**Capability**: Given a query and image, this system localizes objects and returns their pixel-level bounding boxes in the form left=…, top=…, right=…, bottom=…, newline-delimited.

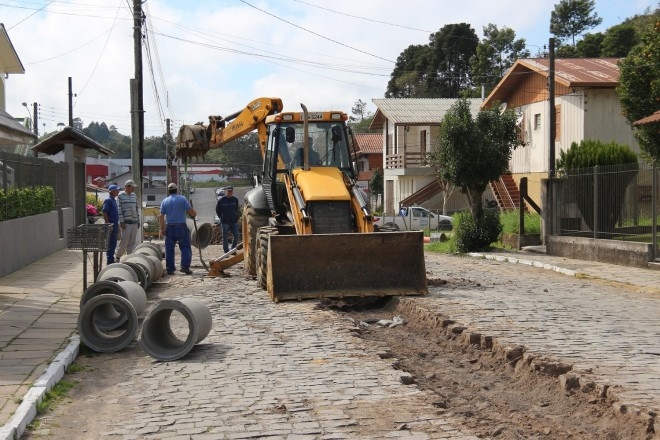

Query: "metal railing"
left=550, top=161, right=658, bottom=258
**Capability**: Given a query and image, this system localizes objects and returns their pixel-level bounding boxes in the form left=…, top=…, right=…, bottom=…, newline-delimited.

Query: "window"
left=534, top=114, right=541, bottom=130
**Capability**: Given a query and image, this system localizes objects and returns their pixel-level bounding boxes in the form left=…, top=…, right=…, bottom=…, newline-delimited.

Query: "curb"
left=0, top=336, right=80, bottom=440
left=467, top=252, right=579, bottom=277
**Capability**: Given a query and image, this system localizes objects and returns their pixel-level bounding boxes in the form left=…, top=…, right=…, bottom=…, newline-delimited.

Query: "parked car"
left=215, top=187, right=229, bottom=199
left=374, top=206, right=453, bottom=231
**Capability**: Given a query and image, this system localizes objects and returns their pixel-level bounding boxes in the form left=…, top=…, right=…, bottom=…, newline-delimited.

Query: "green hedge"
left=0, top=186, right=55, bottom=222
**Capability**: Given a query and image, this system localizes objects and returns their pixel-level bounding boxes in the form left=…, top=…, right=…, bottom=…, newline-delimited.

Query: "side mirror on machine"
left=285, top=127, right=296, bottom=143
left=331, top=125, right=342, bottom=142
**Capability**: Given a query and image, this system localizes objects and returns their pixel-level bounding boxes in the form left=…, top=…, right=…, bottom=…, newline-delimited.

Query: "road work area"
left=10, top=245, right=660, bottom=439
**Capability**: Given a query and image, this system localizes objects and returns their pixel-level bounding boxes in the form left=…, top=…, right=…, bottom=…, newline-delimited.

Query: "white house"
left=481, top=57, right=640, bottom=207
left=370, top=98, right=482, bottom=215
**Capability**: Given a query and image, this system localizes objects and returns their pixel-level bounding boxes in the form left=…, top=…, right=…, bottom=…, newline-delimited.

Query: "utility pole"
left=548, top=38, right=556, bottom=178
left=131, top=0, right=144, bottom=227
left=68, top=77, right=74, bottom=127
left=32, top=102, right=38, bottom=136
left=166, top=118, right=171, bottom=190
left=546, top=38, right=556, bottom=239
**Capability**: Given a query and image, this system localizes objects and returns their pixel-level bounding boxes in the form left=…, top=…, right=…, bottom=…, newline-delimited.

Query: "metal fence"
left=0, top=150, right=70, bottom=220
left=551, top=161, right=658, bottom=254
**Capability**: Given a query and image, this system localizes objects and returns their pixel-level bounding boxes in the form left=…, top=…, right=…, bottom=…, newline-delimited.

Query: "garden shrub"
left=454, top=209, right=503, bottom=253
left=0, top=186, right=55, bottom=222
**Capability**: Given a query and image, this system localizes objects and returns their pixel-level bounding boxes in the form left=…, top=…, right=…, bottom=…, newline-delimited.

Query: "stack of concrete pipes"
left=77, top=242, right=212, bottom=361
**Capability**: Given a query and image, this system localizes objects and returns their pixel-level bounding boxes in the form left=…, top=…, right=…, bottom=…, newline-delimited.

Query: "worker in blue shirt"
left=102, top=185, right=120, bottom=265
left=159, top=183, right=197, bottom=275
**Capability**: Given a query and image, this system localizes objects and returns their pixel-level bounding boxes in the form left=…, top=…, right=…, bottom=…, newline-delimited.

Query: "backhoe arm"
left=175, top=97, right=282, bottom=160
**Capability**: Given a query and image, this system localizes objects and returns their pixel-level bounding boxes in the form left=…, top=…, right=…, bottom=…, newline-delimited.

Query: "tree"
left=208, top=132, right=262, bottom=179
left=550, top=0, right=602, bottom=46
left=349, top=99, right=375, bottom=133
left=470, top=24, right=529, bottom=95
left=433, top=98, right=519, bottom=219
left=575, top=32, right=604, bottom=56
left=385, top=45, right=435, bottom=97
left=601, top=23, right=638, bottom=57
left=617, top=21, right=660, bottom=163
left=386, top=23, right=478, bottom=98
left=369, top=167, right=383, bottom=210
left=429, top=23, right=479, bottom=98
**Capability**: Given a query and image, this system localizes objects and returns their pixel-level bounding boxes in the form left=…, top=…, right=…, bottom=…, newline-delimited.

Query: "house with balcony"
left=0, top=24, right=37, bottom=151
left=481, top=58, right=640, bottom=208
left=370, top=98, right=481, bottom=215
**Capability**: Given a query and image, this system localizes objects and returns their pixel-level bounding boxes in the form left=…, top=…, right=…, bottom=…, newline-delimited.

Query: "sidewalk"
left=0, top=246, right=658, bottom=439
left=0, top=249, right=90, bottom=439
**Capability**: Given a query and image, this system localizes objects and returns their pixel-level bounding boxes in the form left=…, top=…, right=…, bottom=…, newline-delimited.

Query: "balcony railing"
left=385, top=152, right=431, bottom=169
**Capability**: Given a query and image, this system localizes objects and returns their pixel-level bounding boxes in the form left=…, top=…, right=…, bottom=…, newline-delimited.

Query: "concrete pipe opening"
left=78, top=294, right=138, bottom=353
left=80, top=280, right=147, bottom=331
left=139, top=298, right=212, bottom=361
left=97, top=263, right=138, bottom=284
left=134, top=242, right=163, bottom=260
left=190, top=222, right=214, bottom=249
left=122, top=261, right=150, bottom=288
left=122, top=253, right=157, bottom=285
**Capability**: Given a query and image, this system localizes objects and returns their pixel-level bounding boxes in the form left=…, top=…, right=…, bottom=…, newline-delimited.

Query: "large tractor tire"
left=243, top=204, right=269, bottom=276
left=256, top=227, right=278, bottom=290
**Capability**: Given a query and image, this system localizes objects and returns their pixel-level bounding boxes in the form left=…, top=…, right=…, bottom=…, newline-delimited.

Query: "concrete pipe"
left=122, top=261, right=150, bottom=289
left=97, top=263, right=139, bottom=284
left=134, top=244, right=161, bottom=260
left=78, top=294, right=138, bottom=353
left=144, top=254, right=164, bottom=280
left=139, top=298, right=212, bottom=361
left=80, top=280, right=147, bottom=331
left=134, top=242, right=163, bottom=260
left=190, top=221, right=214, bottom=249
left=122, top=253, right=157, bottom=286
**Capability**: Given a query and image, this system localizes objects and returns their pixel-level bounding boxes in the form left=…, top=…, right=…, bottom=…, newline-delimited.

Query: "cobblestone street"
left=15, top=248, right=660, bottom=439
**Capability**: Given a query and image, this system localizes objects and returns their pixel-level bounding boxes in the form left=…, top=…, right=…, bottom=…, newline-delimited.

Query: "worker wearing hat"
left=102, top=184, right=120, bottom=265
left=115, top=179, right=140, bottom=262
left=159, top=182, right=197, bottom=275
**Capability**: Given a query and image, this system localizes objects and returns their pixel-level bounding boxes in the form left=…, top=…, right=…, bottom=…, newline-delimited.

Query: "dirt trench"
left=322, top=293, right=656, bottom=440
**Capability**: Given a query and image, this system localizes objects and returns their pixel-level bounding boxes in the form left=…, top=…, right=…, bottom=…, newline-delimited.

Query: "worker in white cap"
left=115, top=179, right=140, bottom=261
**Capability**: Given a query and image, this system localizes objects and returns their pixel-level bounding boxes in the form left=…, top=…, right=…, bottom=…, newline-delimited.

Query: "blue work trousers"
left=165, top=223, right=192, bottom=272
left=106, top=223, right=118, bottom=264
left=222, top=222, right=239, bottom=253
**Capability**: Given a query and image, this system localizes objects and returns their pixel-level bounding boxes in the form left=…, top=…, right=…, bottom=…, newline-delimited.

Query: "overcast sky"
left=1, top=0, right=656, bottom=137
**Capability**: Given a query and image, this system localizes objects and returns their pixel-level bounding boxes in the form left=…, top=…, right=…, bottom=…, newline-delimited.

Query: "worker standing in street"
left=215, top=186, right=240, bottom=254
left=159, top=183, right=197, bottom=275
left=115, top=179, right=140, bottom=262
left=102, top=184, right=120, bottom=265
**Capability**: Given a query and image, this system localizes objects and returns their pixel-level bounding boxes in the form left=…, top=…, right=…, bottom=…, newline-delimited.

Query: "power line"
left=292, top=0, right=433, bottom=33
left=237, top=0, right=395, bottom=63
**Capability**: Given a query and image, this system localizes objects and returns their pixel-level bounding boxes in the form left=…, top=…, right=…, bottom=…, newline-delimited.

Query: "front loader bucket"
left=266, top=231, right=427, bottom=302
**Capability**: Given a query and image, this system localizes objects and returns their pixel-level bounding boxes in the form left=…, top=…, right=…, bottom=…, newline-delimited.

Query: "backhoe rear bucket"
left=266, top=231, right=427, bottom=302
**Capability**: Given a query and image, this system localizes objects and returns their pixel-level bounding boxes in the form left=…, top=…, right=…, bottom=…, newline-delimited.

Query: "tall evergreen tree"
left=550, top=0, right=603, bottom=46
left=470, top=24, right=529, bottom=95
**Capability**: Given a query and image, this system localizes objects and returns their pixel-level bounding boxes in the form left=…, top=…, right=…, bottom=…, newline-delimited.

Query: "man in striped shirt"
left=116, top=179, right=140, bottom=262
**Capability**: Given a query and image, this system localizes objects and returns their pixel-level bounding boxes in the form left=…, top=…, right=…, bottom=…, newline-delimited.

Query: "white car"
left=374, top=206, right=453, bottom=231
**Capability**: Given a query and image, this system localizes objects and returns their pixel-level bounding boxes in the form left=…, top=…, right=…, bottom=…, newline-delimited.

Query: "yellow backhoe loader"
left=176, top=97, right=427, bottom=302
